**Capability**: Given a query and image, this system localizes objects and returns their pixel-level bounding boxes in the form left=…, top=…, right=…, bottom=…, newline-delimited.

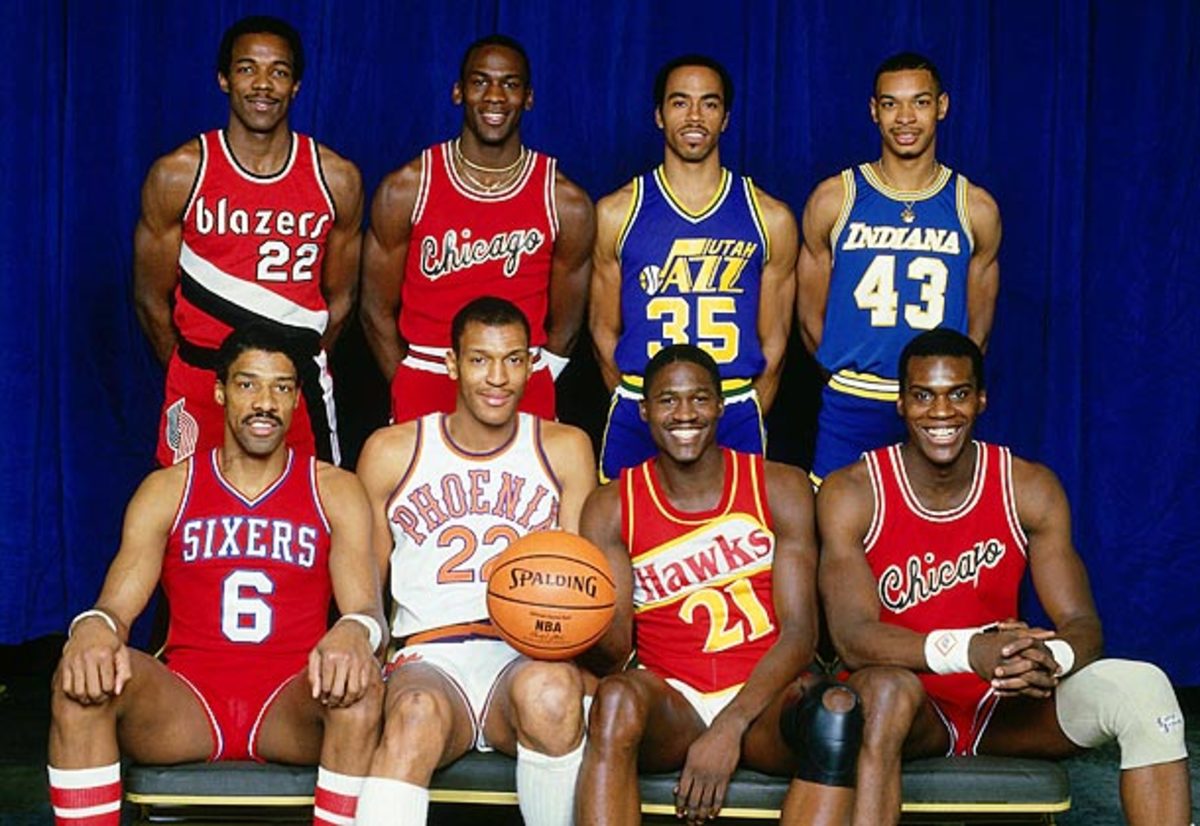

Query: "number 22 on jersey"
left=854, top=254, right=947, bottom=329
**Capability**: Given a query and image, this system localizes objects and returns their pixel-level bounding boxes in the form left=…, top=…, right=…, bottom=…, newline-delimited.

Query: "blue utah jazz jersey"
left=816, top=164, right=973, bottom=399
left=615, top=167, right=769, bottom=380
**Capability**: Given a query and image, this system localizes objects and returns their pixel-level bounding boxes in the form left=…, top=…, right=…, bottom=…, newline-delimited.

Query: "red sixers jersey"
left=400, top=141, right=557, bottom=348
left=621, top=449, right=778, bottom=694
left=161, top=449, right=333, bottom=686
left=864, top=441, right=1028, bottom=752
left=174, top=130, right=335, bottom=348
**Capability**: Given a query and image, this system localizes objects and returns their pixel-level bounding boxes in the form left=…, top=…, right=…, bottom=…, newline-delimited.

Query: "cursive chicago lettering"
left=419, top=227, right=546, bottom=281
left=878, top=538, right=1007, bottom=613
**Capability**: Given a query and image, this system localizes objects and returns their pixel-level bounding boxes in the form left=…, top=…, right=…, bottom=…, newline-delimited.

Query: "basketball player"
left=48, top=325, right=385, bottom=826
left=360, top=35, right=594, bottom=422
left=591, top=55, right=799, bottom=482
left=578, top=345, right=861, bottom=826
left=134, top=15, right=363, bottom=467
left=354, top=297, right=597, bottom=826
left=818, top=329, right=1191, bottom=825
left=797, top=52, right=1002, bottom=484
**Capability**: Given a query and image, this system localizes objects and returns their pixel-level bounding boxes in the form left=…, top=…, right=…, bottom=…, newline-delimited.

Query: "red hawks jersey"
left=161, top=449, right=333, bottom=683
left=174, top=130, right=335, bottom=348
left=400, top=141, right=557, bottom=348
left=864, top=442, right=1028, bottom=719
left=621, top=449, right=778, bottom=694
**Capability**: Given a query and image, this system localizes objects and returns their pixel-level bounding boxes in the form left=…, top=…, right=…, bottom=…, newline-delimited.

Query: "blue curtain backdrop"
left=3, top=1, right=1198, bottom=682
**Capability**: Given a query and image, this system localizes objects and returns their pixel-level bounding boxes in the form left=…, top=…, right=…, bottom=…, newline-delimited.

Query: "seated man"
left=355, top=297, right=598, bottom=826
left=578, top=344, right=861, bottom=826
left=48, top=324, right=385, bottom=826
left=818, top=328, right=1192, bottom=826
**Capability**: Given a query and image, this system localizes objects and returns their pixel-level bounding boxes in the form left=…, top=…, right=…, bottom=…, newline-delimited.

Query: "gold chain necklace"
left=875, top=160, right=941, bottom=224
left=453, top=138, right=526, bottom=193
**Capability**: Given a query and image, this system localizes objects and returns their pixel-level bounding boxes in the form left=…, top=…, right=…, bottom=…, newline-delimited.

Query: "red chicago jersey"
left=161, top=449, right=333, bottom=687
left=400, top=141, right=557, bottom=348
left=173, top=130, right=335, bottom=348
left=620, top=449, right=778, bottom=694
left=864, top=441, right=1028, bottom=743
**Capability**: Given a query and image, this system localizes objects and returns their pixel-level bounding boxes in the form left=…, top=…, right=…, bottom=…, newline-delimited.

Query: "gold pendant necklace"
left=453, top=138, right=526, bottom=193
left=875, top=161, right=940, bottom=224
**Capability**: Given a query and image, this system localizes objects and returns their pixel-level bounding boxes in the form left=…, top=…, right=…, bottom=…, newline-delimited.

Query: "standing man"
left=355, top=297, right=597, bottom=826
left=578, top=345, right=860, bottom=826
left=361, top=35, right=595, bottom=422
left=797, top=52, right=1001, bottom=484
left=818, top=329, right=1191, bottom=825
left=134, top=15, right=363, bottom=467
left=591, top=55, right=799, bottom=483
left=48, top=325, right=385, bottom=826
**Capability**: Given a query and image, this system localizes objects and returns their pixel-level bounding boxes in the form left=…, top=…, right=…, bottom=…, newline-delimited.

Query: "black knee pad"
left=779, top=681, right=862, bottom=788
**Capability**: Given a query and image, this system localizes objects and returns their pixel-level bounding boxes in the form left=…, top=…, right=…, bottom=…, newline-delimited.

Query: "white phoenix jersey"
left=386, top=412, right=562, bottom=640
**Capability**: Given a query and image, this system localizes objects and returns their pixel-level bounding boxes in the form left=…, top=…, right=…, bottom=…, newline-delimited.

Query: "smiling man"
left=361, top=35, right=594, bottom=423
left=577, top=344, right=860, bottom=826
left=817, top=328, right=1191, bottom=826
left=590, top=54, right=799, bottom=482
left=134, top=15, right=363, bottom=468
left=355, top=297, right=596, bottom=826
left=796, top=52, right=1002, bottom=484
left=48, top=324, right=385, bottom=826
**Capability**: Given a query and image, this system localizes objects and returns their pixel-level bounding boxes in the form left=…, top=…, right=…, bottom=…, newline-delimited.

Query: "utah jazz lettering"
left=640, top=237, right=756, bottom=296
left=390, top=469, right=558, bottom=545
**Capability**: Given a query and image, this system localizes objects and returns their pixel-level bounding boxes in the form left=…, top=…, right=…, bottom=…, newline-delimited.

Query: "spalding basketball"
left=486, top=530, right=616, bottom=660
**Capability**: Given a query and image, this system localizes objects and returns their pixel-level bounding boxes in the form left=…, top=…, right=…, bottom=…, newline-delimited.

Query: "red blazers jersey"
left=621, top=449, right=778, bottom=693
left=400, top=141, right=557, bottom=348
left=864, top=442, right=1028, bottom=711
left=174, top=130, right=335, bottom=350
left=161, top=449, right=333, bottom=685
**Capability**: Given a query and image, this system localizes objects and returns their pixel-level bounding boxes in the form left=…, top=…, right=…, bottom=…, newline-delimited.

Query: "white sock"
left=516, top=739, right=586, bottom=826
left=313, top=766, right=365, bottom=826
left=355, top=777, right=429, bottom=826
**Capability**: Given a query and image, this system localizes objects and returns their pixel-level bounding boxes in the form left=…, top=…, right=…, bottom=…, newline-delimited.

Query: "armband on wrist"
left=1044, top=639, right=1076, bottom=676
left=924, top=627, right=979, bottom=675
left=541, top=349, right=570, bottom=381
left=337, top=613, right=383, bottom=653
left=68, top=609, right=118, bottom=639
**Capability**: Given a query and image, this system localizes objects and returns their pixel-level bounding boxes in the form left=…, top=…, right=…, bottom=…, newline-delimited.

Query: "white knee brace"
left=1054, top=658, right=1188, bottom=769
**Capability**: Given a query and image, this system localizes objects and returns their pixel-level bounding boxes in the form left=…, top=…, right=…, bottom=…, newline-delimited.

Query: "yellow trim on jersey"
left=827, top=368, right=900, bottom=401
left=747, top=449, right=768, bottom=525
left=633, top=559, right=773, bottom=612
left=829, top=169, right=856, bottom=267
left=615, top=176, right=644, bottom=260
left=620, top=373, right=754, bottom=398
left=655, top=165, right=731, bottom=220
left=859, top=162, right=953, bottom=201
left=743, top=177, right=771, bottom=262
left=956, top=173, right=975, bottom=253
left=630, top=510, right=766, bottom=565
left=643, top=457, right=740, bottom=526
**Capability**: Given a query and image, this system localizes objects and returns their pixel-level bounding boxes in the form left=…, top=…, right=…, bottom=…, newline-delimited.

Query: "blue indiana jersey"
left=614, top=167, right=769, bottom=382
left=815, top=163, right=973, bottom=400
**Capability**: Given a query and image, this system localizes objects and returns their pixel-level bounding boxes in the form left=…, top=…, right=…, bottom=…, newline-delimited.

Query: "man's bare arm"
left=794, top=174, right=844, bottom=357
left=541, top=421, right=598, bottom=532
left=965, top=183, right=1001, bottom=353
left=750, top=188, right=798, bottom=413
left=317, top=146, right=364, bottom=351
left=132, top=144, right=200, bottom=365
left=543, top=173, right=596, bottom=360
left=577, top=484, right=631, bottom=675
left=588, top=186, right=634, bottom=392
left=360, top=159, right=422, bottom=380
left=355, top=423, right=419, bottom=583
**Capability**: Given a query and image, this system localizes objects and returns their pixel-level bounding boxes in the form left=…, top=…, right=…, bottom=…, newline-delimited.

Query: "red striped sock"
left=47, top=763, right=122, bottom=826
left=312, top=766, right=364, bottom=826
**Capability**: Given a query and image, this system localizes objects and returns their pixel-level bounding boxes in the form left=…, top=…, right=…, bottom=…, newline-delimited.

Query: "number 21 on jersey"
left=854, top=254, right=947, bottom=329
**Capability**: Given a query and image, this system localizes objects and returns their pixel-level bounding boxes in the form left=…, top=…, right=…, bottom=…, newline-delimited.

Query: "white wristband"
left=68, top=609, right=118, bottom=638
left=337, top=613, right=382, bottom=653
left=924, top=627, right=979, bottom=675
left=541, top=349, right=570, bottom=381
left=1045, top=639, right=1076, bottom=676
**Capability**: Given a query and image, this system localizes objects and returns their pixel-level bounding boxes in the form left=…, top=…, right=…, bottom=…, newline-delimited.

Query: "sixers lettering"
left=134, top=16, right=363, bottom=468
left=361, top=35, right=594, bottom=425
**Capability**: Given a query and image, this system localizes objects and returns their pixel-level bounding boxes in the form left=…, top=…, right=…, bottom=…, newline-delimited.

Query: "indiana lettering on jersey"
left=192, top=196, right=331, bottom=240
left=390, top=469, right=558, bottom=544
left=640, top=237, right=756, bottom=296
left=878, top=538, right=1007, bottom=613
left=179, top=516, right=320, bottom=568
left=633, top=515, right=773, bottom=607
left=420, top=227, right=546, bottom=281
left=841, top=222, right=961, bottom=254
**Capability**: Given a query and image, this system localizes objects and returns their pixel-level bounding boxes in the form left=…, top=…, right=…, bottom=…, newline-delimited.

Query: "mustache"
left=242, top=413, right=283, bottom=426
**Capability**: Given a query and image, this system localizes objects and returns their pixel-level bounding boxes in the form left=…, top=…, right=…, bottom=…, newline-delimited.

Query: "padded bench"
left=125, top=751, right=1070, bottom=823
